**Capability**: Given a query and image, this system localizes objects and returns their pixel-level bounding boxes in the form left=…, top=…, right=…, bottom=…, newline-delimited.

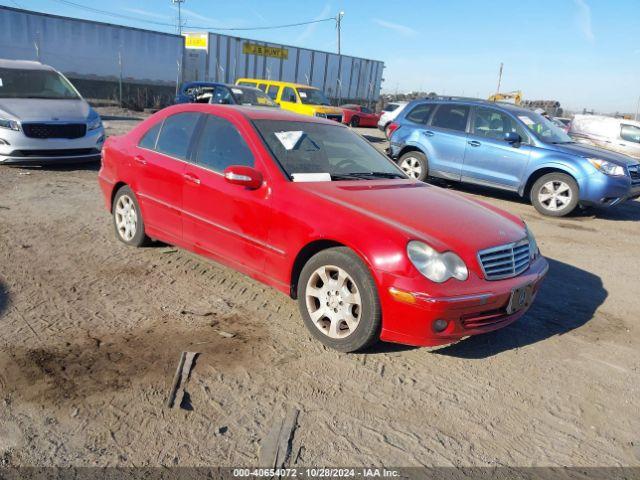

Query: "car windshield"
left=516, top=110, right=573, bottom=143
left=253, top=120, right=407, bottom=180
left=0, top=67, right=80, bottom=99
left=297, top=88, right=330, bottom=106
left=230, top=86, right=278, bottom=107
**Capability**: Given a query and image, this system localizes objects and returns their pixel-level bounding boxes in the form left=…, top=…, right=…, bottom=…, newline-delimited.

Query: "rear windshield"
left=0, top=68, right=80, bottom=99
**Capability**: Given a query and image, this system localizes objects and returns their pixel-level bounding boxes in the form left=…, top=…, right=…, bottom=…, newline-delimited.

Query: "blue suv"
left=388, top=97, right=640, bottom=216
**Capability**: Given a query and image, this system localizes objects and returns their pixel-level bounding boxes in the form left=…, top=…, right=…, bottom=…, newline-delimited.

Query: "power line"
left=49, top=0, right=334, bottom=32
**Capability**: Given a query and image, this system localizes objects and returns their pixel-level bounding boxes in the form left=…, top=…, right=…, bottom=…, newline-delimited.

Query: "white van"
left=569, top=115, right=640, bottom=160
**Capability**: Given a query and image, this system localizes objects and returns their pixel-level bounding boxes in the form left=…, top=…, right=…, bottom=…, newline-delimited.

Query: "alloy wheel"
left=538, top=180, right=572, bottom=212
left=400, top=156, right=423, bottom=179
left=305, top=265, right=362, bottom=339
left=115, top=194, right=137, bottom=241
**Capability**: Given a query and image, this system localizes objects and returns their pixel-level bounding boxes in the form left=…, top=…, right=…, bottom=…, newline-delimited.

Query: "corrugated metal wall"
left=186, top=33, right=384, bottom=103
left=0, top=6, right=184, bottom=86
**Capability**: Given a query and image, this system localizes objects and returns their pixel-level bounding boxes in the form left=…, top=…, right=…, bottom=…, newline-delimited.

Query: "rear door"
left=422, top=103, right=471, bottom=180
left=462, top=106, right=532, bottom=190
left=182, top=113, right=273, bottom=274
left=133, top=112, right=200, bottom=242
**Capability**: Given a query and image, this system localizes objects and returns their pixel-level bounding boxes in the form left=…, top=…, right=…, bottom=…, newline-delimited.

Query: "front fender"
left=520, top=158, right=590, bottom=196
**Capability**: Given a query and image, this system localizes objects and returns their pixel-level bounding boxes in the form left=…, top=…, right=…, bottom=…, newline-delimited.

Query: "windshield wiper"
left=332, top=171, right=406, bottom=180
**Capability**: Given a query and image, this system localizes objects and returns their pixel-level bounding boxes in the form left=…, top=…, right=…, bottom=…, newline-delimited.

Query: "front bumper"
left=578, top=170, right=640, bottom=207
left=378, top=256, right=549, bottom=347
left=0, top=126, right=105, bottom=165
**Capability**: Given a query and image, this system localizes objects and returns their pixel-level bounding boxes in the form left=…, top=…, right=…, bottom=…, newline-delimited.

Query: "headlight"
left=525, top=225, right=539, bottom=260
left=87, top=112, right=103, bottom=131
left=0, top=118, right=20, bottom=131
left=314, top=112, right=327, bottom=118
left=587, top=158, right=625, bottom=177
left=407, top=240, right=468, bottom=283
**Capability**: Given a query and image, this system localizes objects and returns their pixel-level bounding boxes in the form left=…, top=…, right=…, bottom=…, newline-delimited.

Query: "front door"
left=462, top=106, right=531, bottom=190
left=182, top=113, right=273, bottom=275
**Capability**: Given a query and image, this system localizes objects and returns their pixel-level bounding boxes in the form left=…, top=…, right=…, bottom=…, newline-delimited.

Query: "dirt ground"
left=0, top=107, right=639, bottom=467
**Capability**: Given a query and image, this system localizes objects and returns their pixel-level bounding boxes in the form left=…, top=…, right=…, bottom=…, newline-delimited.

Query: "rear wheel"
left=112, top=185, right=149, bottom=246
left=350, top=116, right=360, bottom=128
left=297, top=247, right=381, bottom=353
left=530, top=173, right=579, bottom=217
left=398, top=151, right=428, bottom=181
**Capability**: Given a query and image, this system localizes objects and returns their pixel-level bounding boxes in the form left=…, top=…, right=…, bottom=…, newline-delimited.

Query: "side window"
left=430, top=104, right=470, bottom=132
left=193, top=115, right=255, bottom=172
left=405, top=104, right=435, bottom=124
left=138, top=122, right=162, bottom=150
left=211, top=86, right=233, bottom=104
left=281, top=87, right=297, bottom=103
left=237, top=81, right=257, bottom=87
left=472, top=107, right=525, bottom=141
left=620, top=124, right=640, bottom=144
left=361, top=107, right=372, bottom=114
left=266, top=85, right=279, bottom=100
left=257, top=83, right=267, bottom=92
left=155, top=112, right=200, bottom=160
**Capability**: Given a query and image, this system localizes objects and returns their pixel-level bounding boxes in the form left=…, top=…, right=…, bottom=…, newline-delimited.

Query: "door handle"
left=183, top=173, right=201, bottom=185
left=422, top=130, right=435, bottom=137
left=468, top=140, right=481, bottom=147
left=133, top=155, right=147, bottom=165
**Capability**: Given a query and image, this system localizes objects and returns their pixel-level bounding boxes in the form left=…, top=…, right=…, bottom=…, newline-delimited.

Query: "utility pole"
left=173, top=0, right=185, bottom=35
left=336, top=11, right=344, bottom=55
left=496, top=62, right=503, bottom=94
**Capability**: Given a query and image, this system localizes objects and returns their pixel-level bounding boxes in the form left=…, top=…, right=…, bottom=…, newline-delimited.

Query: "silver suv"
left=0, top=59, right=104, bottom=165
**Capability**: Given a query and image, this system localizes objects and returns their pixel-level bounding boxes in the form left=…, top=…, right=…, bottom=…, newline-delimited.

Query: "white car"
left=377, top=101, right=408, bottom=137
left=0, top=59, right=105, bottom=165
left=569, top=114, right=640, bottom=160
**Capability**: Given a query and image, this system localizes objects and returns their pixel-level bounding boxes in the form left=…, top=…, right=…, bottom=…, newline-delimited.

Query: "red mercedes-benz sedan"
left=98, top=104, right=548, bottom=352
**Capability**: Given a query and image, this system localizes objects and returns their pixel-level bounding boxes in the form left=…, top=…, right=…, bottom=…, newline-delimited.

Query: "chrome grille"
left=478, top=239, right=531, bottom=280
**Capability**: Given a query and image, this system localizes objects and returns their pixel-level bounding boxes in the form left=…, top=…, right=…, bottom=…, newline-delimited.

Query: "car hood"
left=0, top=98, right=90, bottom=122
left=300, top=180, right=527, bottom=253
left=548, top=142, right=638, bottom=166
left=314, top=106, right=343, bottom=115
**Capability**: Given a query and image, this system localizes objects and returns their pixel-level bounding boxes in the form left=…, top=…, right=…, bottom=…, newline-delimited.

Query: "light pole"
left=496, top=62, right=503, bottom=95
left=173, top=0, right=185, bottom=35
left=336, top=11, right=344, bottom=55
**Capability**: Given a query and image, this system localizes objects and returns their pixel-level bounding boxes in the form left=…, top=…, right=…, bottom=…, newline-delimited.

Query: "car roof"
left=414, top=97, right=533, bottom=115
left=236, top=78, right=319, bottom=90
left=0, top=59, right=56, bottom=71
left=161, top=103, right=343, bottom=125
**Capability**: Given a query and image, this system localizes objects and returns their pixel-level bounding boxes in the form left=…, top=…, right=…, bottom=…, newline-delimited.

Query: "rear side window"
left=138, top=122, right=162, bottom=150
left=193, top=114, right=254, bottom=172
left=266, top=85, right=279, bottom=100
left=405, top=104, right=435, bottom=124
left=281, top=87, right=297, bottom=103
left=620, top=124, right=640, bottom=144
left=431, top=104, right=470, bottom=132
left=237, top=81, right=257, bottom=87
left=155, top=112, right=200, bottom=160
left=257, top=83, right=267, bottom=92
left=383, top=103, right=399, bottom=112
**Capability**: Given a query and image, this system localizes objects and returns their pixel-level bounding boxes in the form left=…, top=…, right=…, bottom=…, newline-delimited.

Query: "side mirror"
left=504, top=132, right=522, bottom=145
left=223, top=165, right=263, bottom=190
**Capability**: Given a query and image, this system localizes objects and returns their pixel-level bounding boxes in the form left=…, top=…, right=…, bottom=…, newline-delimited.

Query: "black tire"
left=530, top=172, right=579, bottom=217
left=350, top=116, right=360, bottom=128
left=297, top=247, right=381, bottom=353
left=112, top=185, right=150, bottom=247
left=397, top=151, right=428, bottom=182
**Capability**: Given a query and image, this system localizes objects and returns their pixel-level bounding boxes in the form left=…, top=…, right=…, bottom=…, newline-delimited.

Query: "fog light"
left=97, top=135, right=105, bottom=144
left=432, top=319, right=448, bottom=332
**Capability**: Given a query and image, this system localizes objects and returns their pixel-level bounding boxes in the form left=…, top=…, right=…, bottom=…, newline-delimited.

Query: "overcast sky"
left=9, top=0, right=640, bottom=114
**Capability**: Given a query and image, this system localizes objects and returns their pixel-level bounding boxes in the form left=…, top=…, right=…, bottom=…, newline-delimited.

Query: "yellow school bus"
left=236, top=78, right=343, bottom=122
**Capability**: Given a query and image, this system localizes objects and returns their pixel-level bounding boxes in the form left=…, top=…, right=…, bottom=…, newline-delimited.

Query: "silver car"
left=0, top=59, right=104, bottom=165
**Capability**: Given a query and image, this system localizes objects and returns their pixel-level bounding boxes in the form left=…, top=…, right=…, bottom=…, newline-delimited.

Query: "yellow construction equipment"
left=488, top=90, right=522, bottom=105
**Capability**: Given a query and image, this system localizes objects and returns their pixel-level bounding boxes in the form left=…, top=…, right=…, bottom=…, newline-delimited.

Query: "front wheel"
left=112, top=185, right=149, bottom=246
left=297, top=247, right=381, bottom=352
left=350, top=116, right=360, bottom=128
left=530, top=173, right=579, bottom=217
left=398, top=151, right=428, bottom=181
